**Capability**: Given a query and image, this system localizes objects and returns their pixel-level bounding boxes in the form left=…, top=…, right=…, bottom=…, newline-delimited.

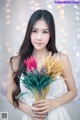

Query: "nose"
left=37, top=32, right=42, bottom=40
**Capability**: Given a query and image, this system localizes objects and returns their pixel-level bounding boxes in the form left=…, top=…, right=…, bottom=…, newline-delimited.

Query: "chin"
left=34, top=46, right=44, bottom=50
left=35, top=48, right=43, bottom=50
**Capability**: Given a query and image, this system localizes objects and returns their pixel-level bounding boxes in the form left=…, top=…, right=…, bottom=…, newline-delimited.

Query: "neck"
left=32, top=48, right=50, bottom=60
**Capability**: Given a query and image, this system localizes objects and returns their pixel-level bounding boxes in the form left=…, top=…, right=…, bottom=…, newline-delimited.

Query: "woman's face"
left=30, top=19, right=50, bottom=50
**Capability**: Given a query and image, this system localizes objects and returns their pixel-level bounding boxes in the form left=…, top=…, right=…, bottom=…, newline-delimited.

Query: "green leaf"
left=42, top=79, right=53, bottom=89
left=40, top=75, right=51, bottom=86
left=15, top=92, right=28, bottom=99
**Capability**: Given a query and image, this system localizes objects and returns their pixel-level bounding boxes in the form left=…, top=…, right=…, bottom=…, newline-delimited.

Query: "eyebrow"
left=32, top=28, right=49, bottom=31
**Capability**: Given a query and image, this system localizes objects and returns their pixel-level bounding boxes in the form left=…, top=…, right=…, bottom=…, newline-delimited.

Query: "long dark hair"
left=10, top=9, right=58, bottom=107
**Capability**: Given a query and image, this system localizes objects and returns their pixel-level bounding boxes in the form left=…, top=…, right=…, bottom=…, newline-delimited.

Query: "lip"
left=35, top=42, right=43, bottom=44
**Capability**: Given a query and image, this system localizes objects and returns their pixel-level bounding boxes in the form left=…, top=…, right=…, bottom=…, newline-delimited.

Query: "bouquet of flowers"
left=16, top=53, right=64, bottom=101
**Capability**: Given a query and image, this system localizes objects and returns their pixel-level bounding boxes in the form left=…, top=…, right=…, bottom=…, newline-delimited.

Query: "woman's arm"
left=7, top=56, right=32, bottom=115
left=54, top=53, right=77, bottom=106
left=7, top=56, right=45, bottom=120
left=32, top=53, right=77, bottom=114
left=7, top=82, right=32, bottom=115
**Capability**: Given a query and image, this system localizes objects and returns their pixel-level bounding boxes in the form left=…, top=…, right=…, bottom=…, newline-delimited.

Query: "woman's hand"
left=32, top=99, right=56, bottom=116
left=27, top=105, right=46, bottom=120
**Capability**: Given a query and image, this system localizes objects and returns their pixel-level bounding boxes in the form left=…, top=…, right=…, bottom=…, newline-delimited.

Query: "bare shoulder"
left=59, top=52, right=69, bottom=61
left=59, top=52, right=73, bottom=75
left=56, top=52, right=71, bottom=68
left=53, top=52, right=69, bottom=62
left=12, top=54, right=20, bottom=64
left=10, top=54, right=21, bottom=72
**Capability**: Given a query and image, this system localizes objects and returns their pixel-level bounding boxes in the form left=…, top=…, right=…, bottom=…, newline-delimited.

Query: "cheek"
left=30, top=34, right=35, bottom=43
left=43, top=35, right=50, bottom=43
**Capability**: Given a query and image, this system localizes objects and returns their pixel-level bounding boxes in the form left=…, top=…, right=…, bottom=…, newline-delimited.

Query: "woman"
left=7, top=9, right=77, bottom=120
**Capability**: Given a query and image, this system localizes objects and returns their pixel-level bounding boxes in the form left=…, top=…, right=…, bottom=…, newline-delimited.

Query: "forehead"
left=33, top=19, right=49, bottom=29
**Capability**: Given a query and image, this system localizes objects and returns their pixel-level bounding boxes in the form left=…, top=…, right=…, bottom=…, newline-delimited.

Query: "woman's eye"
left=32, top=30, right=37, bottom=33
left=43, top=31, right=48, bottom=33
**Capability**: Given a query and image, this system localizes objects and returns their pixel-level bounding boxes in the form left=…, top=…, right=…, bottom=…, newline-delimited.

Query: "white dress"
left=19, top=75, right=71, bottom=120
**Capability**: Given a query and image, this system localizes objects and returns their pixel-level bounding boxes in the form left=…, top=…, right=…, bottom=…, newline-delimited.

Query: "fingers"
left=34, top=101, right=49, bottom=107
left=32, top=118, right=41, bottom=120
left=32, top=109, right=49, bottom=116
left=31, top=109, right=46, bottom=117
left=32, top=100, right=49, bottom=115
left=31, top=113, right=46, bottom=120
left=34, top=103, right=46, bottom=107
left=34, top=99, right=46, bottom=105
left=31, top=99, right=50, bottom=119
left=32, top=118, right=45, bottom=120
left=32, top=105, right=49, bottom=112
left=32, top=114, right=46, bottom=120
left=30, top=105, right=47, bottom=120
left=33, top=99, right=49, bottom=107
left=32, top=113, right=43, bottom=118
left=36, top=109, right=49, bottom=115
